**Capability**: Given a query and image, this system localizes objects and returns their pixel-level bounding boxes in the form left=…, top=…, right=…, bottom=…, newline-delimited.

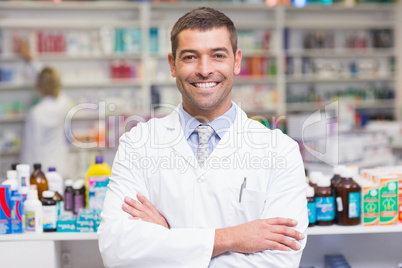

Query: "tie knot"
left=195, top=125, right=215, bottom=145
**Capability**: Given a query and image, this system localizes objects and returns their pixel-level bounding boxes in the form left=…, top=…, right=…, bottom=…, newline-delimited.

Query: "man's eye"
left=214, top=54, right=226, bottom=59
left=183, top=55, right=196, bottom=60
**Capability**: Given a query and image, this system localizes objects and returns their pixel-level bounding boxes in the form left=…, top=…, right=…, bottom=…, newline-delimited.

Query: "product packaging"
left=10, top=192, right=24, bottom=233
left=379, top=177, right=398, bottom=225
left=57, top=215, right=77, bottom=232
left=0, top=185, right=12, bottom=234
left=362, top=184, right=379, bottom=226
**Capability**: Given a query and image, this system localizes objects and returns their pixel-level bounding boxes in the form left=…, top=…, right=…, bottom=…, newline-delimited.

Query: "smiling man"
left=98, top=7, right=308, bottom=268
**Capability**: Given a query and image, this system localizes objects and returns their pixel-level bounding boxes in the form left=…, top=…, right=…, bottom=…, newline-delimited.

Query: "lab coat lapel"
left=160, top=108, right=198, bottom=170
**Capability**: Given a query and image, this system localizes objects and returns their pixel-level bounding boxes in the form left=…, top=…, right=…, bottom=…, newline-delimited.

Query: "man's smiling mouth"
left=192, top=82, right=218, bottom=88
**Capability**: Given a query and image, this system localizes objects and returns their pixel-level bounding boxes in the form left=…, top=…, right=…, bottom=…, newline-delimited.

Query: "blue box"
left=57, top=215, right=77, bottom=232
left=0, top=185, right=12, bottom=234
left=11, top=192, right=24, bottom=234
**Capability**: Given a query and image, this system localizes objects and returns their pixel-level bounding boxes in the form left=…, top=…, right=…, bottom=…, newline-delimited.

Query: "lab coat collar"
left=160, top=103, right=253, bottom=173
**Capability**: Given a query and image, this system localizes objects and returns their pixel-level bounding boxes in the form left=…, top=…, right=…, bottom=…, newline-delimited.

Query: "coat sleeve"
left=214, top=129, right=308, bottom=268
left=97, top=125, right=215, bottom=268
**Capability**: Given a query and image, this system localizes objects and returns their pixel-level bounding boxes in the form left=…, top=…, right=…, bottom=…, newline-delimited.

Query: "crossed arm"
left=122, top=193, right=305, bottom=258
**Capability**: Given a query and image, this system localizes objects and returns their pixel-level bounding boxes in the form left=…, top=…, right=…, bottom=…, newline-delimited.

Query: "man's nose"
left=196, top=57, right=214, bottom=78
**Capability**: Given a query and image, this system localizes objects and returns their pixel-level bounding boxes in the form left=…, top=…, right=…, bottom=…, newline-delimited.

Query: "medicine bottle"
left=315, top=175, right=335, bottom=226
left=30, top=163, right=48, bottom=200
left=24, top=188, right=43, bottom=233
left=335, top=168, right=361, bottom=226
left=64, top=179, right=74, bottom=212
left=73, top=180, right=85, bottom=215
left=42, top=190, right=57, bottom=232
left=306, top=186, right=316, bottom=227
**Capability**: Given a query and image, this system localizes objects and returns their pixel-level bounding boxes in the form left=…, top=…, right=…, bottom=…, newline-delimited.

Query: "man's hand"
left=122, top=193, right=170, bottom=229
left=213, top=217, right=304, bottom=257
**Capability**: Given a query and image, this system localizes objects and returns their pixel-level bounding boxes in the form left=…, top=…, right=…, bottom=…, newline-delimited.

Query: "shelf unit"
left=1, top=224, right=402, bottom=268
left=1, top=2, right=402, bottom=268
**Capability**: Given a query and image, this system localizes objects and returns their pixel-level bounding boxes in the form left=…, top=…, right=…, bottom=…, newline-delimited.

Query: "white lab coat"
left=98, top=103, right=308, bottom=268
left=20, top=92, right=71, bottom=179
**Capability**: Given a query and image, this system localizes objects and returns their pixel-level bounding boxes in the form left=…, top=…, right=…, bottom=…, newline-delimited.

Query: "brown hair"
left=36, top=67, right=62, bottom=97
left=170, top=7, right=238, bottom=60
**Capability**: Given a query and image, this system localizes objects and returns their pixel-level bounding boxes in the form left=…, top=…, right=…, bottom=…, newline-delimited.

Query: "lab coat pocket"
left=228, top=187, right=266, bottom=225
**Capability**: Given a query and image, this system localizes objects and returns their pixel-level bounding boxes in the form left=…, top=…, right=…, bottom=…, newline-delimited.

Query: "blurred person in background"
left=18, top=38, right=71, bottom=179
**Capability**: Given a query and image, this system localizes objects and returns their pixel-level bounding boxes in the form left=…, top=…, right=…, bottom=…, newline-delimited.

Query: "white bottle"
left=2, top=170, right=19, bottom=194
left=23, top=188, right=43, bottom=234
left=45, top=167, right=64, bottom=196
left=16, top=164, right=30, bottom=198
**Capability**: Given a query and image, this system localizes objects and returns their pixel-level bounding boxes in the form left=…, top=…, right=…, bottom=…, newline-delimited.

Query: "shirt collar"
left=179, top=102, right=237, bottom=140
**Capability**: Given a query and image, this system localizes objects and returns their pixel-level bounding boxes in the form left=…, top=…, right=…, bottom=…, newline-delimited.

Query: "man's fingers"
left=265, top=233, right=302, bottom=251
left=122, top=203, right=145, bottom=219
left=268, top=225, right=305, bottom=241
left=137, top=193, right=160, bottom=215
left=264, top=217, right=298, bottom=227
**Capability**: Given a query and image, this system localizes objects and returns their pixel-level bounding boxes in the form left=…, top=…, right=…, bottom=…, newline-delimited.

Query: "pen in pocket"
left=239, top=177, right=247, bottom=203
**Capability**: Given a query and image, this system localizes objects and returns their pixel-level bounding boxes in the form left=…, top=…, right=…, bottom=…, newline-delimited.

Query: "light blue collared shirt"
left=178, top=102, right=237, bottom=156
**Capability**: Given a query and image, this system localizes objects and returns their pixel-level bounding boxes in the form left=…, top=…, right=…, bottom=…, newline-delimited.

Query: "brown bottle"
left=335, top=168, right=361, bottom=226
left=315, top=175, right=335, bottom=226
left=30, top=163, right=49, bottom=200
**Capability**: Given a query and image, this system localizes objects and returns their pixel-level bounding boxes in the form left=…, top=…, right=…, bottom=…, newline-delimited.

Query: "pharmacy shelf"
left=1, top=224, right=401, bottom=241
left=0, top=83, right=33, bottom=91
left=0, top=115, right=25, bottom=124
left=307, top=224, right=402, bottom=236
left=287, top=100, right=395, bottom=112
left=0, top=149, right=19, bottom=157
left=285, top=75, right=394, bottom=84
left=0, top=232, right=97, bottom=242
left=285, top=3, right=396, bottom=12
left=285, top=20, right=394, bottom=30
left=285, top=48, right=395, bottom=58
left=0, top=1, right=143, bottom=10
left=0, top=54, right=142, bottom=62
left=0, top=20, right=141, bottom=30
left=0, top=81, right=142, bottom=91
left=235, top=76, right=277, bottom=85
left=150, top=2, right=274, bottom=12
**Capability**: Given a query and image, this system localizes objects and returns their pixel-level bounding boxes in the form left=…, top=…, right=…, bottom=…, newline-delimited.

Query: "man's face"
left=168, top=27, right=242, bottom=120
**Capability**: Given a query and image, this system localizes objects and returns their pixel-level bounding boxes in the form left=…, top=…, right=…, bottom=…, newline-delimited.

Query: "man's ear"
left=168, top=53, right=176, bottom=77
left=234, top=49, right=242, bottom=75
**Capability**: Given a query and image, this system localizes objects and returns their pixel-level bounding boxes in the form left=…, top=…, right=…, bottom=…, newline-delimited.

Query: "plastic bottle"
left=85, top=155, right=111, bottom=210
left=315, top=175, right=335, bottom=226
left=42, top=190, right=57, bottom=232
left=30, top=164, right=49, bottom=201
left=45, top=167, right=64, bottom=197
left=64, top=179, right=74, bottom=213
left=23, top=188, right=43, bottom=233
left=16, top=164, right=30, bottom=200
left=73, top=179, right=85, bottom=215
left=306, top=186, right=316, bottom=227
left=2, top=170, right=19, bottom=195
left=335, top=167, right=362, bottom=226
left=308, top=171, right=323, bottom=189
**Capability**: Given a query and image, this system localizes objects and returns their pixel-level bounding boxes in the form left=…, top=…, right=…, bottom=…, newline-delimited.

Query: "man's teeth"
left=194, top=82, right=217, bottom=88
